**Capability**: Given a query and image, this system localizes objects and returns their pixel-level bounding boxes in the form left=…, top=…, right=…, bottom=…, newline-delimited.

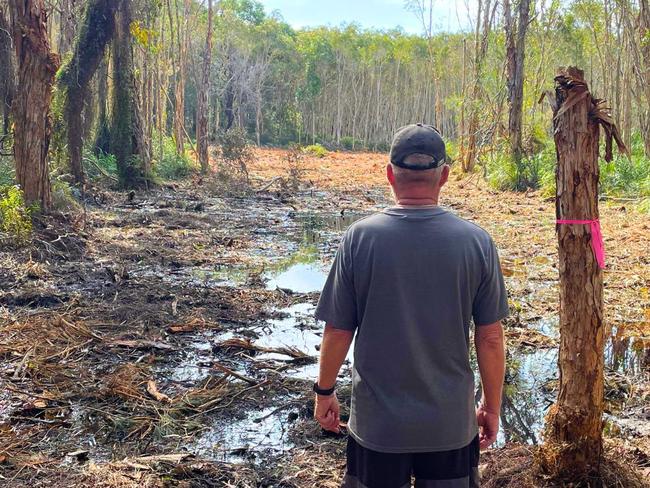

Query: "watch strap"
left=313, top=381, right=335, bottom=396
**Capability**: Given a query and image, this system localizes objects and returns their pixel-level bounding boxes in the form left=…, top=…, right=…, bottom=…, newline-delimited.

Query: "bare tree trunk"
left=8, top=0, right=59, bottom=211
left=463, top=0, right=493, bottom=173
left=539, top=67, right=625, bottom=482
left=0, top=6, right=15, bottom=137
left=196, top=0, right=213, bottom=173
left=640, top=0, right=650, bottom=156
left=59, top=0, right=121, bottom=184
left=505, top=0, right=531, bottom=188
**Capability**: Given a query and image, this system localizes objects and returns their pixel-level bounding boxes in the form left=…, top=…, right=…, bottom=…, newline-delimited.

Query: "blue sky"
left=260, top=0, right=472, bottom=33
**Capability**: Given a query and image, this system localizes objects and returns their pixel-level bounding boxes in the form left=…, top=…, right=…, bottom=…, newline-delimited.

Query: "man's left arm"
left=314, top=324, right=354, bottom=433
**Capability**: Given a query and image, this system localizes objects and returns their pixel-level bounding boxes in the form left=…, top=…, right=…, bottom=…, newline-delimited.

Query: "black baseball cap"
left=390, top=123, right=446, bottom=170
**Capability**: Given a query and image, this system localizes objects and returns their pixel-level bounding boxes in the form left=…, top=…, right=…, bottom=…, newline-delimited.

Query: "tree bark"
left=196, top=0, right=213, bottom=173
left=540, top=67, right=605, bottom=482
left=505, top=0, right=530, bottom=179
left=59, top=0, right=121, bottom=184
left=8, top=0, right=59, bottom=211
left=0, top=5, right=15, bottom=137
left=109, top=1, right=145, bottom=187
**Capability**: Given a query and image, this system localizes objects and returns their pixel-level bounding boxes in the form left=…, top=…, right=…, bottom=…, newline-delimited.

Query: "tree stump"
left=538, top=67, right=626, bottom=482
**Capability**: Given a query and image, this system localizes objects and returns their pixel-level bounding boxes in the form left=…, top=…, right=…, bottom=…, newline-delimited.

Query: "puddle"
left=192, top=405, right=299, bottom=461
left=498, top=348, right=558, bottom=445
left=152, top=208, right=645, bottom=456
left=265, top=263, right=327, bottom=293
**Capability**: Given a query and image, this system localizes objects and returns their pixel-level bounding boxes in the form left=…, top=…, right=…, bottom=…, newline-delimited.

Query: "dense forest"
left=0, top=1, right=649, bottom=487
left=0, top=0, right=649, bottom=204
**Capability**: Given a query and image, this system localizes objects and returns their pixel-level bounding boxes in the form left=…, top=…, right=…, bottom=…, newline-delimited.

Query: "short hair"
left=391, top=154, right=443, bottom=185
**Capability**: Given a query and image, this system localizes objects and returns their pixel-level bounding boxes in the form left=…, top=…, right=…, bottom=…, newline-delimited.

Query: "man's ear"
left=439, top=164, right=450, bottom=188
left=386, top=163, right=396, bottom=186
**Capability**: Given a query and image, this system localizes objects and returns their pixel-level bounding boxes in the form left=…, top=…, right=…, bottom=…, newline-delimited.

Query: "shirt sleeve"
left=314, top=231, right=357, bottom=331
left=472, top=237, right=509, bottom=326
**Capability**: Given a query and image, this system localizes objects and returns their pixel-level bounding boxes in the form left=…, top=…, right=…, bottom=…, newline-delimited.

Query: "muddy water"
left=166, top=208, right=646, bottom=458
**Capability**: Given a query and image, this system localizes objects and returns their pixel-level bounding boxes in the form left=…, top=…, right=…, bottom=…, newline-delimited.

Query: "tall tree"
left=504, top=0, right=532, bottom=179
left=8, top=0, right=59, bottom=211
left=0, top=5, right=15, bottom=137
left=197, top=0, right=213, bottom=173
left=110, top=0, right=147, bottom=187
left=59, top=0, right=122, bottom=184
left=463, top=0, right=495, bottom=172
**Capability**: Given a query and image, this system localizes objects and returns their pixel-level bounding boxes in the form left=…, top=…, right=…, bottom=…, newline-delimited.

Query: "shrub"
left=84, top=151, right=118, bottom=181
left=0, top=185, right=32, bottom=245
left=215, top=128, right=253, bottom=182
left=303, top=143, right=328, bottom=158
left=52, top=178, right=82, bottom=212
left=600, top=153, right=650, bottom=198
left=0, top=156, right=15, bottom=187
left=341, top=136, right=364, bottom=150
left=282, top=146, right=306, bottom=192
left=152, top=134, right=196, bottom=180
left=486, top=142, right=555, bottom=192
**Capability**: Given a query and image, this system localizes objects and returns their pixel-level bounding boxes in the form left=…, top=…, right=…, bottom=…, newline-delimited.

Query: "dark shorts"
left=342, top=435, right=480, bottom=488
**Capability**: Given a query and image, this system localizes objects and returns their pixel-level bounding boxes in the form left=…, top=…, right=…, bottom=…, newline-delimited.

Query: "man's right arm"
left=475, top=321, right=505, bottom=449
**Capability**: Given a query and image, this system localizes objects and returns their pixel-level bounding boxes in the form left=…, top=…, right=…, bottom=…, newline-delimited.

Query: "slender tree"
left=110, top=0, right=147, bottom=187
left=197, top=0, right=213, bottom=173
left=504, top=0, right=531, bottom=179
left=59, top=0, right=122, bottom=184
left=8, top=0, right=59, bottom=211
left=0, top=5, right=15, bottom=137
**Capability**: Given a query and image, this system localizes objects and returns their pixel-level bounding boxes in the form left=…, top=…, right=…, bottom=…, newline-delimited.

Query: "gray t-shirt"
left=315, top=206, right=509, bottom=453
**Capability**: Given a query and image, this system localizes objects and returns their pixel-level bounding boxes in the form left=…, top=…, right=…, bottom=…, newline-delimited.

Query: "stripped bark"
left=539, top=67, right=626, bottom=482
left=8, top=0, right=59, bottom=211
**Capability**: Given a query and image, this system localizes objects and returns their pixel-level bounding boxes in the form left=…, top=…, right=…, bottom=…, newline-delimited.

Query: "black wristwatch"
left=313, top=381, right=336, bottom=396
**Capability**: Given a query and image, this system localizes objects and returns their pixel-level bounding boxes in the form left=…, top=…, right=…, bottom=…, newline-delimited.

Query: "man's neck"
left=395, top=197, right=438, bottom=207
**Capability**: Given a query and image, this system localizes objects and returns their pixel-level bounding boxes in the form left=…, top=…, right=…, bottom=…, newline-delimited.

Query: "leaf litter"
left=0, top=148, right=648, bottom=486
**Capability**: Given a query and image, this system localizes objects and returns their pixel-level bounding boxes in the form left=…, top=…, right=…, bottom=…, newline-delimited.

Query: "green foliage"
left=52, top=178, right=82, bottom=212
left=340, top=136, right=365, bottom=150
left=486, top=142, right=556, bottom=192
left=303, top=144, right=328, bottom=158
left=84, top=151, right=118, bottom=180
left=600, top=154, right=650, bottom=198
left=0, top=156, right=15, bottom=187
left=0, top=186, right=32, bottom=245
left=152, top=134, right=196, bottom=180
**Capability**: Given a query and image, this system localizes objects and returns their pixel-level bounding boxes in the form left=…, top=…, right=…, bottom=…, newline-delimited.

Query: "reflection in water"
left=607, top=324, right=650, bottom=376
left=263, top=212, right=366, bottom=293
left=265, top=263, right=327, bottom=293
left=499, top=349, right=558, bottom=445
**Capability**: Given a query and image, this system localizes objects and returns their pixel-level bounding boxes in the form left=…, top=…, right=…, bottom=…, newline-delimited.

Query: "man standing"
left=313, top=124, right=508, bottom=488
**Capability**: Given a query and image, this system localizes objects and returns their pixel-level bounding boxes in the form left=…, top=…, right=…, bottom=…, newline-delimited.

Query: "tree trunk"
left=539, top=67, right=607, bottom=482
left=8, top=0, right=59, bottom=211
left=59, top=0, right=121, bottom=184
left=0, top=5, right=15, bottom=137
left=640, top=0, right=650, bottom=156
left=196, top=0, right=213, bottom=173
left=109, top=2, right=144, bottom=187
left=95, top=58, right=110, bottom=154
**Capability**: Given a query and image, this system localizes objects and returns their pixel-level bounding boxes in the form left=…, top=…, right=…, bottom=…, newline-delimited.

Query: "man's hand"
left=314, top=393, right=340, bottom=433
left=476, top=404, right=499, bottom=449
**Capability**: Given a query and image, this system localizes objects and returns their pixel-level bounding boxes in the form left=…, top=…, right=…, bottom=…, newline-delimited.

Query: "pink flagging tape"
left=556, top=219, right=605, bottom=269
